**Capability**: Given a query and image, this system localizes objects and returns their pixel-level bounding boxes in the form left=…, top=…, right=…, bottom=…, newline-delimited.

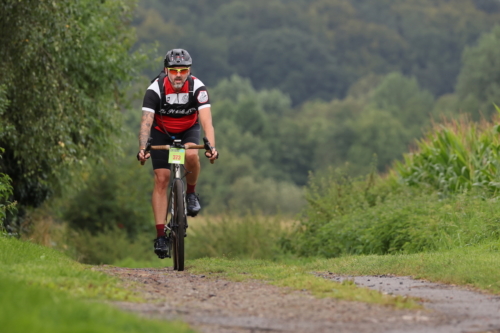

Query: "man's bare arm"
left=139, top=111, right=155, bottom=149
left=198, top=107, right=218, bottom=161
left=198, top=107, right=215, bottom=148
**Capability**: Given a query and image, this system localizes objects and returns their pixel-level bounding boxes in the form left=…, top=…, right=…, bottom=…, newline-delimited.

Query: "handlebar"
left=149, top=143, right=205, bottom=150
left=139, top=137, right=218, bottom=165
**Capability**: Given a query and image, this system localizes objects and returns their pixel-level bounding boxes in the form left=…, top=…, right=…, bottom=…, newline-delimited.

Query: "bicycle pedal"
left=159, top=251, right=171, bottom=259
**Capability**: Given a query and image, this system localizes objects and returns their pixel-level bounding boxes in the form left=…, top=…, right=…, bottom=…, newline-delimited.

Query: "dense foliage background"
left=2, top=0, right=500, bottom=263
left=128, top=0, right=500, bottom=214
left=134, top=0, right=500, bottom=100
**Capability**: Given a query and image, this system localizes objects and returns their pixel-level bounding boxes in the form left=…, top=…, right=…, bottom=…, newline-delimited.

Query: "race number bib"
left=168, top=148, right=185, bottom=164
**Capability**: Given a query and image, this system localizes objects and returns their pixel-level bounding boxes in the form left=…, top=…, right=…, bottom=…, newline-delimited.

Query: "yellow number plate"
left=168, top=148, right=185, bottom=164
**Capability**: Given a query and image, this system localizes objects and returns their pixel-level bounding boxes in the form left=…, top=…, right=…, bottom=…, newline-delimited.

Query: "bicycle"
left=141, top=136, right=216, bottom=271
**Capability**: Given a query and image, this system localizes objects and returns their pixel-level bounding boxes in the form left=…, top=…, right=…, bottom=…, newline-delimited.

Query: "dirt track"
left=98, top=266, right=500, bottom=333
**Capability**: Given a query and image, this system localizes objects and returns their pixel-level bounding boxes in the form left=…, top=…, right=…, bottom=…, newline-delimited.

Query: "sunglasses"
left=167, top=67, right=190, bottom=75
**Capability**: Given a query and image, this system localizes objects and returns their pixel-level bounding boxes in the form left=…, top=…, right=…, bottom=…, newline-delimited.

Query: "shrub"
left=295, top=184, right=500, bottom=258
left=0, top=148, right=16, bottom=235
left=70, top=228, right=154, bottom=265
left=63, top=159, right=153, bottom=238
left=186, top=214, right=290, bottom=260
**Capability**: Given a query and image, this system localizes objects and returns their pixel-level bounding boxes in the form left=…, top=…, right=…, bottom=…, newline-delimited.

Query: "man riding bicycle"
left=137, top=48, right=218, bottom=258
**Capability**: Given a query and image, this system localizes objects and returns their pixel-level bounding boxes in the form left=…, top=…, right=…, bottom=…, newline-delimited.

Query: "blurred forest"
left=2, top=0, right=500, bottom=263
left=129, top=0, right=500, bottom=212
left=135, top=0, right=500, bottom=100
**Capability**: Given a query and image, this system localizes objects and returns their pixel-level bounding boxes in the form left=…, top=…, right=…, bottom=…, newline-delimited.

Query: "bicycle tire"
left=171, top=178, right=186, bottom=271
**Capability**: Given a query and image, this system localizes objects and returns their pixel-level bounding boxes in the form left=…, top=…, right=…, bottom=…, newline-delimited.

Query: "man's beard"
left=170, top=78, right=185, bottom=90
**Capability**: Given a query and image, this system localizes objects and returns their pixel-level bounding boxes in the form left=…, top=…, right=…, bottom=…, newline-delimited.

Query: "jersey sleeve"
left=142, top=80, right=161, bottom=113
left=192, top=77, right=211, bottom=111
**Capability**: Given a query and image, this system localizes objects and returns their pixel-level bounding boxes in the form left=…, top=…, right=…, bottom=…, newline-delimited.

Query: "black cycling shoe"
left=186, top=193, right=201, bottom=217
left=154, top=236, right=169, bottom=259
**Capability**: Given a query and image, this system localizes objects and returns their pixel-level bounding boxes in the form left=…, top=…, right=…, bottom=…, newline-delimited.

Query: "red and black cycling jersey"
left=142, top=75, right=211, bottom=133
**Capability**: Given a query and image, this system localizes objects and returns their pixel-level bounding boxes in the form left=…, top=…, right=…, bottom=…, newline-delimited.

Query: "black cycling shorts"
left=150, top=123, right=200, bottom=170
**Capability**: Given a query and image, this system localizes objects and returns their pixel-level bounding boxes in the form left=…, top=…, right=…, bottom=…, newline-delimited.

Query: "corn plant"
left=395, top=107, right=500, bottom=196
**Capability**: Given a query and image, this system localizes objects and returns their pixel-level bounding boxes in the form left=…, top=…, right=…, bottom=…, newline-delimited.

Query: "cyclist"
left=137, top=48, right=218, bottom=258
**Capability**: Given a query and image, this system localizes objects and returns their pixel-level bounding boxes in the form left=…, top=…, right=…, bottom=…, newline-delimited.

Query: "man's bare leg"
left=184, top=143, right=200, bottom=186
left=152, top=168, right=170, bottom=226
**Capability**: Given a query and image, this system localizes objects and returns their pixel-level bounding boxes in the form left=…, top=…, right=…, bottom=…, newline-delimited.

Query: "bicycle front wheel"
left=171, top=178, right=186, bottom=271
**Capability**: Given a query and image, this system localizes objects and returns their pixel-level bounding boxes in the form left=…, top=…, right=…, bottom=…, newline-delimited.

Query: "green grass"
left=305, top=239, right=500, bottom=293
left=0, top=237, right=194, bottom=333
left=0, top=275, right=193, bottom=333
left=0, top=237, right=136, bottom=300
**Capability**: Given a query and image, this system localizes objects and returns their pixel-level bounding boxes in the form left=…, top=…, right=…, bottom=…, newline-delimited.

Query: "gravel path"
left=97, top=266, right=489, bottom=333
left=324, top=274, right=500, bottom=333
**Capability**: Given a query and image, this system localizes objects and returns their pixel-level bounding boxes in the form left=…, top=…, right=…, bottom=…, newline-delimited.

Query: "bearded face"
left=166, top=67, right=190, bottom=91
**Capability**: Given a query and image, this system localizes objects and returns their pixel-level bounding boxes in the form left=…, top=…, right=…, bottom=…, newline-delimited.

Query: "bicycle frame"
left=167, top=164, right=184, bottom=220
left=142, top=136, right=217, bottom=271
left=166, top=140, right=187, bottom=232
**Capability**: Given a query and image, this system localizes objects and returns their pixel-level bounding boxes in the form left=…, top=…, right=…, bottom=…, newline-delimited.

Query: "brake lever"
left=140, top=137, right=152, bottom=166
left=203, top=137, right=219, bottom=164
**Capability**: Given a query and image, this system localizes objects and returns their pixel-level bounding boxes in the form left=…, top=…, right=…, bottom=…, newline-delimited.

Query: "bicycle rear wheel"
left=171, top=178, right=186, bottom=271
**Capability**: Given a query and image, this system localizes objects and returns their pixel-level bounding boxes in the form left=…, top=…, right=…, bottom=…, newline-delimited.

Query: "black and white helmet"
left=164, top=49, right=192, bottom=67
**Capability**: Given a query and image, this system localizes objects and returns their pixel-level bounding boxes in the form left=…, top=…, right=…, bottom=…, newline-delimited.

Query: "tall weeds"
left=186, top=214, right=290, bottom=260
left=293, top=109, right=500, bottom=258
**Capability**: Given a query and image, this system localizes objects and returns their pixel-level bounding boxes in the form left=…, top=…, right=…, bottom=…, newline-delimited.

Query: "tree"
left=389, top=0, right=491, bottom=96
left=345, top=72, right=434, bottom=172
left=230, top=28, right=344, bottom=105
left=346, top=109, right=408, bottom=174
left=369, top=72, right=434, bottom=138
left=196, top=75, right=305, bottom=214
left=279, top=72, right=435, bottom=177
left=456, top=26, right=500, bottom=119
left=0, top=149, right=15, bottom=233
left=472, top=0, right=500, bottom=13
left=0, top=0, right=146, bottom=226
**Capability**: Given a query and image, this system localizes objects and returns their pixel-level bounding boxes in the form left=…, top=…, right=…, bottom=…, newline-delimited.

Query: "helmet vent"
left=164, top=48, right=192, bottom=67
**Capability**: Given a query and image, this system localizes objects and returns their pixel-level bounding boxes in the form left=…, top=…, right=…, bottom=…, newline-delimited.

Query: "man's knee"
left=154, top=170, right=170, bottom=188
left=185, top=149, right=200, bottom=164
left=187, top=153, right=199, bottom=162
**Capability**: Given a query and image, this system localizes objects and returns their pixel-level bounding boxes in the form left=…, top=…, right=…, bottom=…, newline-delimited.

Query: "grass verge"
left=0, top=275, right=193, bottom=333
left=0, top=237, right=194, bottom=333
left=0, top=237, right=136, bottom=300
left=305, top=239, right=500, bottom=294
